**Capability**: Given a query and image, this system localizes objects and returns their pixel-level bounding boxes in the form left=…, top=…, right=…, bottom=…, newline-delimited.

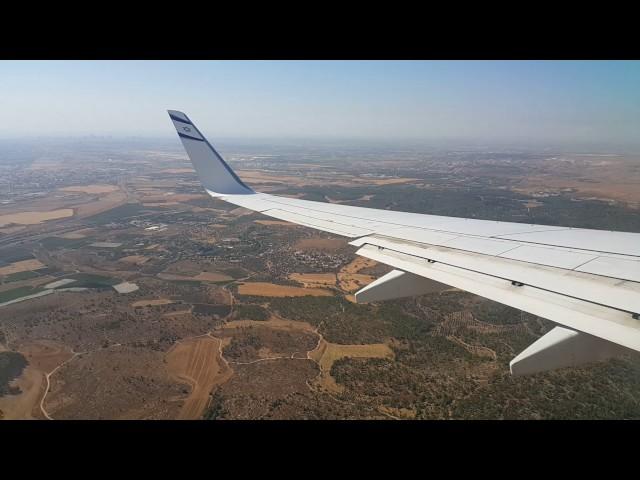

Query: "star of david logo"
left=183, top=126, right=192, bottom=132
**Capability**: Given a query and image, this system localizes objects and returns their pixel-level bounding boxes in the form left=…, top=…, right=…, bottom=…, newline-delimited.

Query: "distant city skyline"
left=1, top=61, right=639, bottom=151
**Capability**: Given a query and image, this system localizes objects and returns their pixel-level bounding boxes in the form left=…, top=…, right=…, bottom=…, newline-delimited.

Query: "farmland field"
left=237, top=282, right=333, bottom=297
left=0, top=209, right=74, bottom=226
left=166, top=336, right=232, bottom=419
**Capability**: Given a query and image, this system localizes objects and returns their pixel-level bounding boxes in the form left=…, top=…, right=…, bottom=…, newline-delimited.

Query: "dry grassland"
left=0, top=259, right=46, bottom=276
left=73, top=191, right=128, bottom=218
left=192, top=272, right=233, bottom=282
left=337, top=257, right=377, bottom=292
left=511, top=155, right=640, bottom=206
left=237, top=282, right=333, bottom=297
left=309, top=340, right=394, bottom=393
left=0, top=341, right=73, bottom=419
left=0, top=209, right=74, bottom=227
left=118, top=255, right=150, bottom=265
left=288, top=273, right=337, bottom=288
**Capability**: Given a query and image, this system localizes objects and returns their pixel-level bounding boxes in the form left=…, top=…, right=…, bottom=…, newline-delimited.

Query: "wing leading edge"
left=167, top=110, right=640, bottom=376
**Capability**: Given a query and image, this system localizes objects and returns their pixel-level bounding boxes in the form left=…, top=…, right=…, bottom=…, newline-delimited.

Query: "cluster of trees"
left=451, top=358, right=640, bottom=419
left=223, top=331, right=263, bottom=361
left=0, top=352, right=28, bottom=396
left=233, top=304, right=269, bottom=321
left=203, top=391, right=226, bottom=420
left=269, top=295, right=437, bottom=345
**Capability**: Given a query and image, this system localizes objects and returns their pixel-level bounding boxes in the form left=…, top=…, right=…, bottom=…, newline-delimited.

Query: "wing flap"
left=354, top=243, right=640, bottom=352
left=495, top=228, right=640, bottom=257
left=498, top=244, right=599, bottom=270
left=350, top=235, right=640, bottom=315
left=575, top=256, right=640, bottom=283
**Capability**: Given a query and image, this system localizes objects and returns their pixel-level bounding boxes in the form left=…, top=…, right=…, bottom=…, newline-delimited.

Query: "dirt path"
left=40, top=343, right=125, bottom=420
left=226, top=351, right=312, bottom=366
left=40, top=351, right=83, bottom=420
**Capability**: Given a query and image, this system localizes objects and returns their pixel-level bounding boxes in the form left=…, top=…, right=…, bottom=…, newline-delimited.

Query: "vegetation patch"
left=450, top=358, right=640, bottom=419
left=3, top=270, right=41, bottom=283
left=221, top=267, right=248, bottom=278
left=0, top=247, right=33, bottom=264
left=269, top=296, right=422, bottom=344
left=85, top=203, right=144, bottom=225
left=233, top=304, right=270, bottom=321
left=66, top=273, right=120, bottom=288
left=193, top=304, right=232, bottom=317
left=0, top=286, right=45, bottom=303
left=203, top=391, right=226, bottom=420
left=238, top=282, right=332, bottom=298
left=39, top=236, right=89, bottom=249
left=0, top=352, right=28, bottom=395
left=35, top=267, right=64, bottom=277
left=0, top=259, right=45, bottom=276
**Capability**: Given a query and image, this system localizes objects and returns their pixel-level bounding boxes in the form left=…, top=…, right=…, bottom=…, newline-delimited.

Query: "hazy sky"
left=1, top=60, right=639, bottom=148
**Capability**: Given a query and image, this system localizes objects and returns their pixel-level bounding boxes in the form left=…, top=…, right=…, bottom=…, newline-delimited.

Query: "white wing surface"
left=168, top=110, right=640, bottom=376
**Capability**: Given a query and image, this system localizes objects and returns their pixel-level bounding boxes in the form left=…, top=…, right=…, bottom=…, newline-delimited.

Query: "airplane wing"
left=168, top=110, right=640, bottom=376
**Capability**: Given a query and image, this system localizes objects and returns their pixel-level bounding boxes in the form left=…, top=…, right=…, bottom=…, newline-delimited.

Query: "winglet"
left=167, top=110, right=254, bottom=196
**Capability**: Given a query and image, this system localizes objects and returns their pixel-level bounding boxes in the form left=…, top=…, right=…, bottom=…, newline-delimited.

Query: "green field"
left=233, top=304, right=270, bottom=321
left=35, top=267, right=63, bottom=277
left=3, top=270, right=41, bottom=283
left=39, top=237, right=89, bottom=249
left=0, top=247, right=34, bottom=264
left=85, top=203, right=144, bottom=225
left=65, top=273, right=120, bottom=288
left=0, top=286, right=45, bottom=303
